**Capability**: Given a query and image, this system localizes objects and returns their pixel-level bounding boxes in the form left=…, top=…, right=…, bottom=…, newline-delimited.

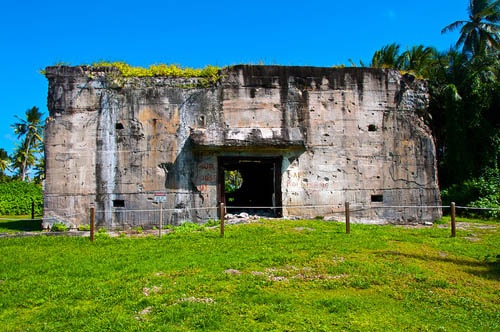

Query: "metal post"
left=159, top=202, right=163, bottom=238
left=451, top=202, right=456, bottom=238
left=31, top=198, right=35, bottom=220
left=220, top=203, right=225, bottom=238
left=345, top=201, right=350, bottom=234
left=90, top=207, right=95, bottom=242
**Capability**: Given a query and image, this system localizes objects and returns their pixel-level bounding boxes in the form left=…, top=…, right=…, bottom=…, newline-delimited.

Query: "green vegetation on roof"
left=91, top=61, right=221, bottom=79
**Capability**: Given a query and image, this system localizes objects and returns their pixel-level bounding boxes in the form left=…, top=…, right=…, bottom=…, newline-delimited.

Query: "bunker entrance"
left=218, top=157, right=282, bottom=217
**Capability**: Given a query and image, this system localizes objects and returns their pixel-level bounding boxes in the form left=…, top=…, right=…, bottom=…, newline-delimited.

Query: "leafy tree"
left=224, top=170, right=243, bottom=193
left=11, top=107, right=44, bottom=181
left=441, top=0, right=500, bottom=55
left=428, top=50, right=500, bottom=187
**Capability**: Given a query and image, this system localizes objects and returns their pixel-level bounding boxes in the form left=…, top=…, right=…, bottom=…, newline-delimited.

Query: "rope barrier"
left=94, top=206, right=219, bottom=213
left=0, top=217, right=42, bottom=221
left=455, top=206, right=500, bottom=211
left=42, top=203, right=500, bottom=219
left=370, top=205, right=450, bottom=209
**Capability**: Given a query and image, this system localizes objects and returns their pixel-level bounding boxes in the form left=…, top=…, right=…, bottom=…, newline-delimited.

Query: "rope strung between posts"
left=89, top=203, right=452, bottom=214
left=46, top=203, right=500, bottom=217
left=455, top=205, right=500, bottom=211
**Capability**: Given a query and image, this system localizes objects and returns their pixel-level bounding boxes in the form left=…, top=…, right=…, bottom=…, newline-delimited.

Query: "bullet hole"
left=113, top=200, right=125, bottom=208
left=115, top=123, right=124, bottom=130
left=371, top=195, right=383, bottom=202
left=324, top=177, right=329, bottom=181
left=368, top=124, right=377, bottom=132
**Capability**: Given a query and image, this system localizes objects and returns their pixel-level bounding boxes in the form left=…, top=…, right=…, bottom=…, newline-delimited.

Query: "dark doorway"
left=218, top=156, right=282, bottom=217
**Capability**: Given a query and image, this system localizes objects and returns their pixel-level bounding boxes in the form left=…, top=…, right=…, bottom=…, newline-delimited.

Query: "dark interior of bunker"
left=218, top=157, right=282, bottom=217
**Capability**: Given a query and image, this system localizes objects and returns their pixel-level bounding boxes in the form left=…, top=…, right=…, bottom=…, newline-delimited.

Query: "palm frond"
left=442, top=21, right=467, bottom=34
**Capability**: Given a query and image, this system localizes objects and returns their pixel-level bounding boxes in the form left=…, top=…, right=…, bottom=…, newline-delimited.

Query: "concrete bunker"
left=43, top=64, right=442, bottom=229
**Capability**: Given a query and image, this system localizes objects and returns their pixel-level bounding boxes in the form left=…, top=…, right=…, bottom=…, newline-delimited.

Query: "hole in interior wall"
left=199, top=115, right=206, bottom=127
left=113, top=200, right=125, bottom=208
left=368, top=124, right=377, bottom=132
left=115, top=123, right=124, bottom=130
left=371, top=195, right=383, bottom=203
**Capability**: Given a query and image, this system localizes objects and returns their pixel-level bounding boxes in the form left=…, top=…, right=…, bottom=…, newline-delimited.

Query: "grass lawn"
left=0, top=219, right=499, bottom=331
left=0, top=215, right=42, bottom=233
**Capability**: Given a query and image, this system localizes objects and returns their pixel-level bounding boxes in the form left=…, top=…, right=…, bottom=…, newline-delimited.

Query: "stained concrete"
left=43, top=65, right=441, bottom=228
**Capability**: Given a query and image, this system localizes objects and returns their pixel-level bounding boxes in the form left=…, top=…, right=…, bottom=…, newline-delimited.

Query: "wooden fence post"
left=159, top=202, right=163, bottom=238
left=90, top=207, right=95, bottom=242
left=451, top=202, right=456, bottom=238
left=345, top=201, right=350, bottom=234
left=220, top=203, right=225, bottom=238
left=31, top=199, right=35, bottom=220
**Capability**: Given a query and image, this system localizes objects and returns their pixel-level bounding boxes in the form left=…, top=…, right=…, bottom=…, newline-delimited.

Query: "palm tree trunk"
left=21, top=135, right=32, bottom=181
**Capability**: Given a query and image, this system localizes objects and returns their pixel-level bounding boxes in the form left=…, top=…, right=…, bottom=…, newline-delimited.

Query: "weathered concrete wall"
left=44, top=65, right=441, bottom=228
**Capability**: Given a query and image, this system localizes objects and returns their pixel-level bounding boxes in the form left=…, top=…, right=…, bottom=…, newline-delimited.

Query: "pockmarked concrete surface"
left=43, top=65, right=441, bottom=229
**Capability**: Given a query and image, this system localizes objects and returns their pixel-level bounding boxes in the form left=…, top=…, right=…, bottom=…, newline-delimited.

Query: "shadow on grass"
left=381, top=251, right=500, bottom=280
left=0, top=219, right=43, bottom=232
left=468, top=257, right=500, bottom=280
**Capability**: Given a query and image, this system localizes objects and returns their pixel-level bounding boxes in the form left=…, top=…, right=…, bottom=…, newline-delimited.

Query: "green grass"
left=0, top=219, right=499, bottom=331
left=0, top=215, right=42, bottom=233
left=439, top=215, right=499, bottom=224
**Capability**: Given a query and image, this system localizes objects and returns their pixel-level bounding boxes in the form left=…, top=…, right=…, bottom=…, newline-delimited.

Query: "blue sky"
left=0, top=0, right=465, bottom=156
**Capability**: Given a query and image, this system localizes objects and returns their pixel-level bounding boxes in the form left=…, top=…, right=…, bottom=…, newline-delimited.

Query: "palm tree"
left=10, top=139, right=38, bottom=180
left=399, top=45, right=438, bottom=78
left=442, top=0, right=500, bottom=55
left=0, top=148, right=10, bottom=175
left=370, top=43, right=402, bottom=69
left=11, top=106, right=44, bottom=181
left=33, top=156, right=45, bottom=184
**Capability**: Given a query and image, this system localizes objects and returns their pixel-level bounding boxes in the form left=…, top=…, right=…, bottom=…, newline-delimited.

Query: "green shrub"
left=97, top=227, right=108, bottom=233
left=205, top=219, right=221, bottom=227
left=173, top=222, right=204, bottom=234
left=78, top=224, right=90, bottom=231
left=0, top=181, right=43, bottom=215
left=132, top=226, right=143, bottom=234
left=51, top=223, right=67, bottom=232
left=441, top=168, right=500, bottom=218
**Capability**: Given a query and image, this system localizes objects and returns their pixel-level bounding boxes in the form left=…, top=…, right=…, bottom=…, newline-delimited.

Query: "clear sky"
left=0, top=0, right=465, bottom=155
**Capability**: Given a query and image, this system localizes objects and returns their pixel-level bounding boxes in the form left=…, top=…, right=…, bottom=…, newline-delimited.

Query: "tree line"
left=360, top=0, right=500, bottom=216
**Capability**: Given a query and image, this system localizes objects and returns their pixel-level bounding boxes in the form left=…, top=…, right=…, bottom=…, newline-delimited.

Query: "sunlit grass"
left=0, top=219, right=498, bottom=331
